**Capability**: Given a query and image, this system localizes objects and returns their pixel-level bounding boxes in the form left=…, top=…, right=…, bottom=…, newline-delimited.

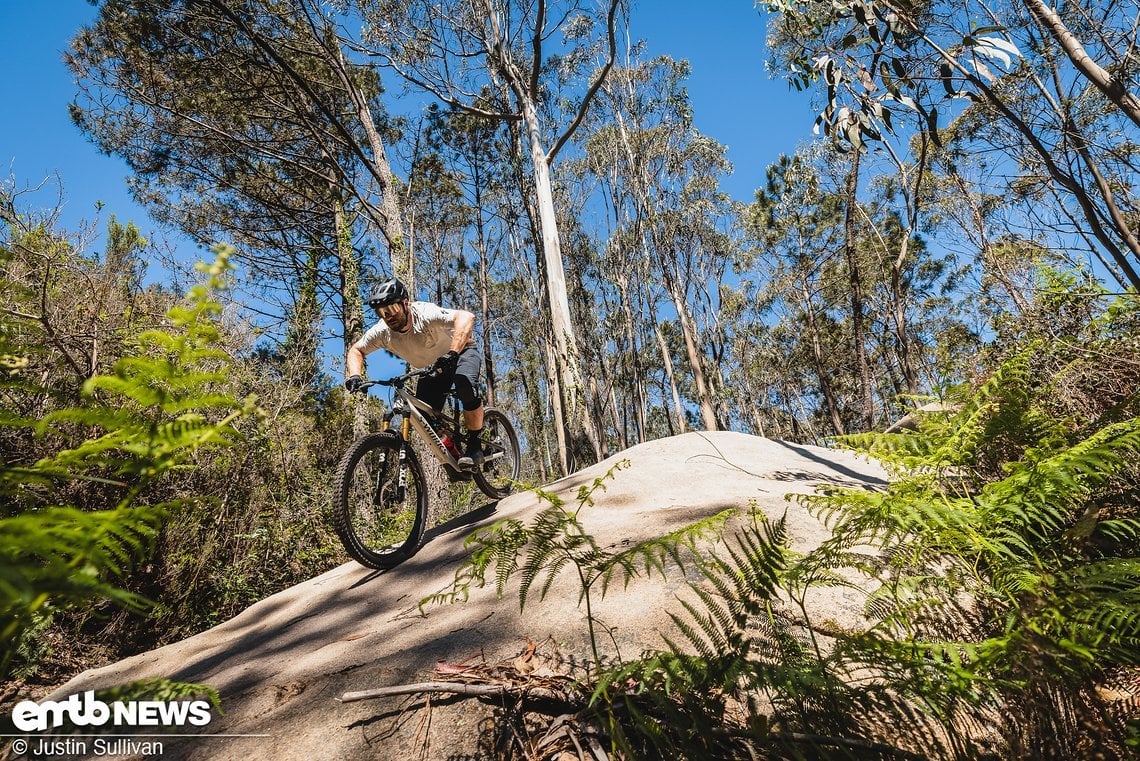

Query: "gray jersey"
left=354, top=301, right=474, bottom=369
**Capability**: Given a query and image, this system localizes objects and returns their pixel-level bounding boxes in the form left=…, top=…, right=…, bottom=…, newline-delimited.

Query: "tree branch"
left=883, top=1, right=1140, bottom=289
left=370, top=45, right=523, bottom=121
left=203, top=0, right=394, bottom=223
left=530, top=0, right=546, bottom=99
left=1020, top=0, right=1140, bottom=130
left=547, top=0, right=622, bottom=165
left=338, top=680, right=578, bottom=705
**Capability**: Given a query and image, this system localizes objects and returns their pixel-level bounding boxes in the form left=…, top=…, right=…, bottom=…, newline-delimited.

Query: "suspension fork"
left=372, top=412, right=411, bottom=506
left=396, top=415, right=411, bottom=501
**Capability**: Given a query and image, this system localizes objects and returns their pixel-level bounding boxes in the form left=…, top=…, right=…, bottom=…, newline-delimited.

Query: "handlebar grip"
left=363, top=367, right=433, bottom=389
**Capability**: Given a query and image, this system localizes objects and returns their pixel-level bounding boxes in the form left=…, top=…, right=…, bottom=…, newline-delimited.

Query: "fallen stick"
left=338, top=681, right=572, bottom=704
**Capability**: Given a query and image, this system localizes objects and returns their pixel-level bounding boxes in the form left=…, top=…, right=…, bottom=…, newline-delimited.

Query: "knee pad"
left=453, top=376, right=482, bottom=411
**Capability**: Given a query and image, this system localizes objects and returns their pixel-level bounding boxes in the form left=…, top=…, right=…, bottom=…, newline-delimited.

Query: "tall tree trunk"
left=477, top=236, right=495, bottom=407
left=590, top=291, right=619, bottom=456
left=799, top=276, right=846, bottom=436
left=613, top=105, right=717, bottom=431
left=335, top=47, right=411, bottom=284
left=889, top=262, right=919, bottom=397
left=843, top=150, right=874, bottom=431
left=523, top=103, right=584, bottom=474
left=514, top=343, right=550, bottom=484
left=518, top=177, right=574, bottom=474
left=568, top=240, right=607, bottom=461
left=650, top=299, right=687, bottom=435
left=878, top=130, right=926, bottom=400
left=608, top=382, right=626, bottom=452
left=542, top=337, right=569, bottom=468
left=751, top=404, right=767, bottom=439
left=472, top=172, right=496, bottom=406
left=616, top=273, right=646, bottom=443
left=665, top=272, right=718, bottom=431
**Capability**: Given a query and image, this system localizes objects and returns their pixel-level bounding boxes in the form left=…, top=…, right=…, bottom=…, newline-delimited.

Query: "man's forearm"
left=450, top=312, right=475, bottom=352
left=346, top=345, right=365, bottom=376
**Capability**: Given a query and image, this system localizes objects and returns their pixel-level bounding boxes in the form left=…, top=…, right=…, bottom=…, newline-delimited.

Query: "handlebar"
left=353, top=366, right=436, bottom=391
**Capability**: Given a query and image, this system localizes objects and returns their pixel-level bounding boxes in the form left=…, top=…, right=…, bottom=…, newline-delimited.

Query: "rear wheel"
left=472, top=408, right=521, bottom=500
left=333, top=432, right=430, bottom=569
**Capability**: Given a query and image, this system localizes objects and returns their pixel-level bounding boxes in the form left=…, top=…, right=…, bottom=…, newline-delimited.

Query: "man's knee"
left=452, top=375, right=482, bottom=411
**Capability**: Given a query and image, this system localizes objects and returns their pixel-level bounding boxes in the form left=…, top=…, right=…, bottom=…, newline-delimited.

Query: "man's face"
left=376, top=300, right=410, bottom=332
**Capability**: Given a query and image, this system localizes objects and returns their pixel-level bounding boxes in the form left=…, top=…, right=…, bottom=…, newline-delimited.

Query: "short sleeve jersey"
left=355, top=301, right=475, bottom=369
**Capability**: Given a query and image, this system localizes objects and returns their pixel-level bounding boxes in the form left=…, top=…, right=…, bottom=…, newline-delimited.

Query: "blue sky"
left=0, top=2, right=816, bottom=258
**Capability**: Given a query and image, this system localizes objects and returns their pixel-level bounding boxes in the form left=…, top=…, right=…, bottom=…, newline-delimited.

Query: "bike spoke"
left=472, top=409, right=520, bottom=499
left=335, top=434, right=428, bottom=568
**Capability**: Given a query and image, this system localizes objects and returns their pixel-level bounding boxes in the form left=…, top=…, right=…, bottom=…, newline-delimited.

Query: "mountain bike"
left=333, top=367, right=521, bottom=570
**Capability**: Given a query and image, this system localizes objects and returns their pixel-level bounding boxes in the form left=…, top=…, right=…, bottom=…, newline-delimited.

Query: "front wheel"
left=472, top=408, right=521, bottom=500
left=333, top=432, right=431, bottom=569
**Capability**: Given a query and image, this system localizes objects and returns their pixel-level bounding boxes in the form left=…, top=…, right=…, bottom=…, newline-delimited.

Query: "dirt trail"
left=42, top=431, right=886, bottom=760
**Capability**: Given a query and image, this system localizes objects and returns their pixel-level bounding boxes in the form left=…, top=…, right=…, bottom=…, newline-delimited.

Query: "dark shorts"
left=415, top=347, right=483, bottom=411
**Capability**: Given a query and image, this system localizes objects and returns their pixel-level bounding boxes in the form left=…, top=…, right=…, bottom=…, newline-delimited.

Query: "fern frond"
left=0, top=504, right=164, bottom=662
left=979, top=418, right=1140, bottom=551
left=596, top=507, right=736, bottom=594
left=837, top=430, right=942, bottom=470
left=533, top=553, right=573, bottom=606
left=1095, top=518, right=1140, bottom=544
left=570, top=459, right=631, bottom=515
left=663, top=605, right=717, bottom=661
left=936, top=345, right=1035, bottom=465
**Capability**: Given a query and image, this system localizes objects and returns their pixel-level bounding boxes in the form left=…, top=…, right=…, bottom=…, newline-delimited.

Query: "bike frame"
left=387, top=382, right=463, bottom=471
left=366, top=369, right=501, bottom=478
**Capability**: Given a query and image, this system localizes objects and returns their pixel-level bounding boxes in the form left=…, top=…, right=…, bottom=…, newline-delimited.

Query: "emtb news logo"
left=12, top=690, right=213, bottom=732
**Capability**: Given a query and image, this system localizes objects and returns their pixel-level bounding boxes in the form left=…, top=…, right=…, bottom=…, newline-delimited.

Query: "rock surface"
left=47, top=431, right=887, bottom=760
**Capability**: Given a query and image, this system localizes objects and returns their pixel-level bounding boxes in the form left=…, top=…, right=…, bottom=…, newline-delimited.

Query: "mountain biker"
left=344, top=279, right=485, bottom=469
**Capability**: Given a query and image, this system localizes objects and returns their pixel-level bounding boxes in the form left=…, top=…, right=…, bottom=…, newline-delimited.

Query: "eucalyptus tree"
left=68, top=0, right=410, bottom=361
left=837, top=149, right=875, bottom=429
left=572, top=130, right=656, bottom=446
left=411, top=106, right=529, bottom=408
left=658, top=160, right=740, bottom=431
left=556, top=207, right=613, bottom=458
left=406, top=103, right=568, bottom=473
left=763, top=0, right=1140, bottom=290
left=583, top=56, right=735, bottom=432
left=356, top=0, right=625, bottom=473
left=752, top=144, right=976, bottom=433
left=748, top=151, right=852, bottom=435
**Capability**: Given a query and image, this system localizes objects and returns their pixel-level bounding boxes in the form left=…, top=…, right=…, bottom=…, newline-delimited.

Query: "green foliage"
left=0, top=246, right=256, bottom=680
left=0, top=199, right=354, bottom=684
left=794, top=326, right=1140, bottom=756
left=426, top=459, right=737, bottom=673
left=595, top=514, right=792, bottom=759
left=96, top=677, right=222, bottom=713
left=763, top=0, right=1140, bottom=291
left=426, top=288, right=1140, bottom=758
left=597, top=510, right=980, bottom=760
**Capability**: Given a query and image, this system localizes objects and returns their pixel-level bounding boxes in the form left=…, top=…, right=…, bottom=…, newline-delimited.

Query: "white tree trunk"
left=522, top=101, right=583, bottom=474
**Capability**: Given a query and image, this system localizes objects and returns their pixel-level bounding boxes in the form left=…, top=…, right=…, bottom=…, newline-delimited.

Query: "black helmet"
left=365, top=278, right=409, bottom=307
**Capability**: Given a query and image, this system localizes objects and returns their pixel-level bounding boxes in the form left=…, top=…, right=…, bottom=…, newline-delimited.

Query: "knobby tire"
left=333, top=432, right=431, bottom=569
left=472, top=408, right=521, bottom=500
